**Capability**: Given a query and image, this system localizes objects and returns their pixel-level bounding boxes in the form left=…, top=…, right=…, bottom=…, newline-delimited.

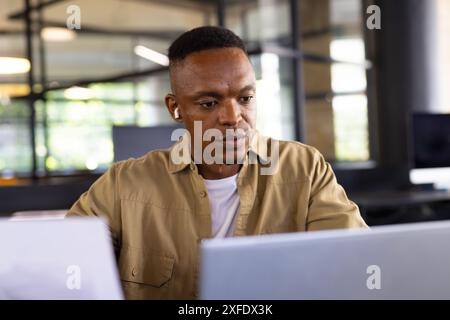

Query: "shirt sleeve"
left=306, top=151, right=368, bottom=231
left=66, top=163, right=121, bottom=253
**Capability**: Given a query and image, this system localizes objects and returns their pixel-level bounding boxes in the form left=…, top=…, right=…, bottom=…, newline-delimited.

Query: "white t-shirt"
left=203, top=174, right=240, bottom=238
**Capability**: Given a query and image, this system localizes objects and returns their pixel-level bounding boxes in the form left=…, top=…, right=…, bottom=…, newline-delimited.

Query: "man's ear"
left=165, top=93, right=183, bottom=122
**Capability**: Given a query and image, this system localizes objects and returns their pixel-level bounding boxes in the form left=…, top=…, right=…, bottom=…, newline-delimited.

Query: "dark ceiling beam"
left=40, top=65, right=169, bottom=94
left=25, top=19, right=185, bottom=40
left=248, top=44, right=371, bottom=68
left=8, top=0, right=67, bottom=20
left=124, top=0, right=216, bottom=11
left=0, top=29, right=24, bottom=35
left=6, top=41, right=371, bottom=102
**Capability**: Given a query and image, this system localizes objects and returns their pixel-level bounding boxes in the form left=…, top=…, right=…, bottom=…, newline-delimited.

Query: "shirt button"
left=200, top=191, right=207, bottom=198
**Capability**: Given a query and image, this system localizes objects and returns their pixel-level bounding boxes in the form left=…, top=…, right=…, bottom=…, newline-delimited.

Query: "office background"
left=0, top=0, right=449, bottom=225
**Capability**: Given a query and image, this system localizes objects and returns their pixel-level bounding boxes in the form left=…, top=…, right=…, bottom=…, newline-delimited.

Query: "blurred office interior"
left=0, top=0, right=449, bottom=225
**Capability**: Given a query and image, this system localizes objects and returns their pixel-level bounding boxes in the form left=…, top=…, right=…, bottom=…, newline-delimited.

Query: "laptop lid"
left=200, top=221, right=450, bottom=299
left=0, top=217, right=123, bottom=300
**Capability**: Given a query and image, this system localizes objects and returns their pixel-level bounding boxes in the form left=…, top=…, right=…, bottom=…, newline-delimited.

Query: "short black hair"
left=168, top=26, right=247, bottom=65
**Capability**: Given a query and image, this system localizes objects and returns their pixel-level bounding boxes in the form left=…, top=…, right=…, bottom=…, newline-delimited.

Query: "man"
left=66, top=26, right=367, bottom=299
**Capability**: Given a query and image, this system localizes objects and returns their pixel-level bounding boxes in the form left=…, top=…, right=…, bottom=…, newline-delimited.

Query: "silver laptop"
left=0, top=217, right=123, bottom=300
left=200, top=220, right=450, bottom=299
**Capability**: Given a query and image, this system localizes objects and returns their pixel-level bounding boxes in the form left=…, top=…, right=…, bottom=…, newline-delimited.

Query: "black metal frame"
left=37, top=0, right=50, bottom=177
left=289, top=0, right=306, bottom=142
left=23, top=0, right=37, bottom=180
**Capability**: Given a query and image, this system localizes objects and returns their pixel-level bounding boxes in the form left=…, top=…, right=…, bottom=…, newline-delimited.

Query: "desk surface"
left=350, top=189, right=450, bottom=208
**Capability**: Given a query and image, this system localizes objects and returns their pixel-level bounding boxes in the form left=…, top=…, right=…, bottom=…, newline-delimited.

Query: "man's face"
left=166, top=47, right=257, bottom=163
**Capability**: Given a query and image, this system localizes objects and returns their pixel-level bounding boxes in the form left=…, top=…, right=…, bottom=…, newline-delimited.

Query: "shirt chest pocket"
left=119, top=245, right=175, bottom=288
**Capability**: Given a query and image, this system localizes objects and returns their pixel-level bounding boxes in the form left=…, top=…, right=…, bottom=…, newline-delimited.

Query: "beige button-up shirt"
left=66, top=132, right=368, bottom=299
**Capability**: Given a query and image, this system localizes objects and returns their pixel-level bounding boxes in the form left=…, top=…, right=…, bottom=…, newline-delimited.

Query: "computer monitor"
left=0, top=217, right=123, bottom=299
left=112, top=125, right=182, bottom=162
left=200, top=221, right=450, bottom=299
left=412, top=113, right=450, bottom=169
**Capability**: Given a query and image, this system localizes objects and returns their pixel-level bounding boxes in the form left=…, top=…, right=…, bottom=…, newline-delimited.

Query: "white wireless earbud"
left=174, top=107, right=180, bottom=119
